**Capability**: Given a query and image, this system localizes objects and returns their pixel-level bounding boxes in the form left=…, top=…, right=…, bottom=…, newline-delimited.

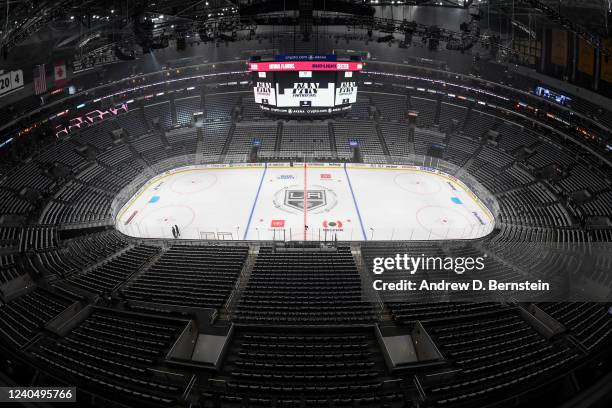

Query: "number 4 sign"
left=0, top=69, right=24, bottom=97
left=11, top=70, right=22, bottom=88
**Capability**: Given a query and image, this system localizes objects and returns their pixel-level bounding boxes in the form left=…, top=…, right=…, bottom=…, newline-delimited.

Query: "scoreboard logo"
left=335, top=81, right=357, bottom=106
left=338, top=82, right=356, bottom=95
left=254, top=81, right=276, bottom=105
left=292, top=82, right=319, bottom=97
left=256, top=82, right=272, bottom=95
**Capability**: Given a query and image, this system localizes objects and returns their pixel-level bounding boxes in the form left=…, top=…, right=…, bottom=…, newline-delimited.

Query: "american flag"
left=33, top=64, right=47, bottom=95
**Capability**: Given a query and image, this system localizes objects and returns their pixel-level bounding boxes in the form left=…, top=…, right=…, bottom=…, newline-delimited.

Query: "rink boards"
left=115, top=163, right=495, bottom=241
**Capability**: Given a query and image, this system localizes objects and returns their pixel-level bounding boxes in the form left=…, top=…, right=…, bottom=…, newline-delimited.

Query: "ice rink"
left=115, top=163, right=495, bottom=241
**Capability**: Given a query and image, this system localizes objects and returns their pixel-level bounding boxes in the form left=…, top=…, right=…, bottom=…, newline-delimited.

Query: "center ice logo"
left=285, top=190, right=326, bottom=211
left=273, top=185, right=338, bottom=214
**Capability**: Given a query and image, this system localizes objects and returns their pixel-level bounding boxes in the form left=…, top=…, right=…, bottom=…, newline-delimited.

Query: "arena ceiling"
left=0, top=0, right=609, bottom=62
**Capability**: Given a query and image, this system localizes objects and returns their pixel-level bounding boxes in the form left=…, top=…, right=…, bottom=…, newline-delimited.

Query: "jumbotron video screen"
left=249, top=55, right=363, bottom=115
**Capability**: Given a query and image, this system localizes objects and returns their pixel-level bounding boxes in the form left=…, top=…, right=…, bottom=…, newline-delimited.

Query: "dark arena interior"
left=1, top=0, right=612, bottom=407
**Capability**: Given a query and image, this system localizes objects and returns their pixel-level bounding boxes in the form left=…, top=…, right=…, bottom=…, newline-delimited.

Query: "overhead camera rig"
left=131, top=6, right=255, bottom=52
left=339, top=15, right=514, bottom=57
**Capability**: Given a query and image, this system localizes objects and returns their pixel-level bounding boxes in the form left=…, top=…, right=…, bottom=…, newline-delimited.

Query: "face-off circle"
left=169, top=172, right=217, bottom=194
left=394, top=172, right=442, bottom=195
left=416, top=205, right=473, bottom=238
left=135, top=204, right=196, bottom=237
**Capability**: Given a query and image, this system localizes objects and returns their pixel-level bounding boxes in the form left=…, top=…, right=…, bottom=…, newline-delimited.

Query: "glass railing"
left=111, top=153, right=499, bottom=242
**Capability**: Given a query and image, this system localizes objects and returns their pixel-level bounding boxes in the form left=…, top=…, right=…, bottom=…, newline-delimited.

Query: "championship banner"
left=601, top=39, right=612, bottom=84
left=577, top=39, right=595, bottom=76
left=550, top=30, right=568, bottom=66
left=54, top=61, right=67, bottom=87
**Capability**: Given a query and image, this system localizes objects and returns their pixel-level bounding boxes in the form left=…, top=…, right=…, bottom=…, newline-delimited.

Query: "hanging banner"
left=550, top=30, right=568, bottom=66
left=577, top=38, right=595, bottom=76
left=600, top=39, right=612, bottom=84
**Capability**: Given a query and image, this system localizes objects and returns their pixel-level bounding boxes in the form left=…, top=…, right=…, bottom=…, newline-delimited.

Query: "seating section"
left=20, top=226, right=58, bottom=251
left=214, top=327, right=403, bottom=407
left=228, top=122, right=277, bottom=156
left=30, top=230, right=128, bottom=278
left=132, top=134, right=167, bottom=165
left=122, top=245, right=248, bottom=309
left=0, top=253, right=22, bottom=284
left=77, top=121, right=116, bottom=150
left=166, top=127, right=199, bottom=156
left=116, top=109, right=148, bottom=138
left=97, top=144, right=134, bottom=167
left=175, top=96, right=201, bottom=126
left=2, top=162, right=55, bottom=192
left=35, top=140, right=86, bottom=168
left=206, top=93, right=241, bottom=121
left=414, top=128, right=445, bottom=155
left=444, top=135, right=479, bottom=166
left=463, top=110, right=497, bottom=140
left=438, top=102, right=467, bottom=133
left=0, top=289, right=73, bottom=347
left=235, top=247, right=375, bottom=324
left=345, top=96, right=371, bottom=120
left=380, top=122, right=411, bottom=157
left=144, top=101, right=173, bottom=130
left=0, top=226, right=21, bottom=248
left=410, top=97, right=437, bottom=127
left=496, top=122, right=537, bottom=151
left=40, top=182, right=113, bottom=225
left=538, top=303, right=612, bottom=351
left=65, top=244, right=159, bottom=295
left=202, top=122, right=230, bottom=156
left=333, top=120, right=384, bottom=160
left=497, top=188, right=572, bottom=227
left=0, top=188, right=33, bottom=215
left=371, top=93, right=406, bottom=121
left=580, top=191, right=612, bottom=217
left=423, top=309, right=579, bottom=407
left=280, top=121, right=330, bottom=155
left=528, top=143, right=574, bottom=169
left=558, top=164, right=610, bottom=193
left=32, top=308, right=188, bottom=405
left=241, top=95, right=265, bottom=120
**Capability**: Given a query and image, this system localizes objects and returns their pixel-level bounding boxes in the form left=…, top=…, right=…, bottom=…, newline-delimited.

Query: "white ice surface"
left=115, top=163, right=495, bottom=241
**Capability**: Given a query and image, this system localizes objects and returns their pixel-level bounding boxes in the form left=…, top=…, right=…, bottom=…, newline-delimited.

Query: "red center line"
left=303, top=161, right=308, bottom=241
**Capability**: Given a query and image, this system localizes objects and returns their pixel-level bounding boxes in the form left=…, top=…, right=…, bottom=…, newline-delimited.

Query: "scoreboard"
left=248, top=55, right=362, bottom=116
